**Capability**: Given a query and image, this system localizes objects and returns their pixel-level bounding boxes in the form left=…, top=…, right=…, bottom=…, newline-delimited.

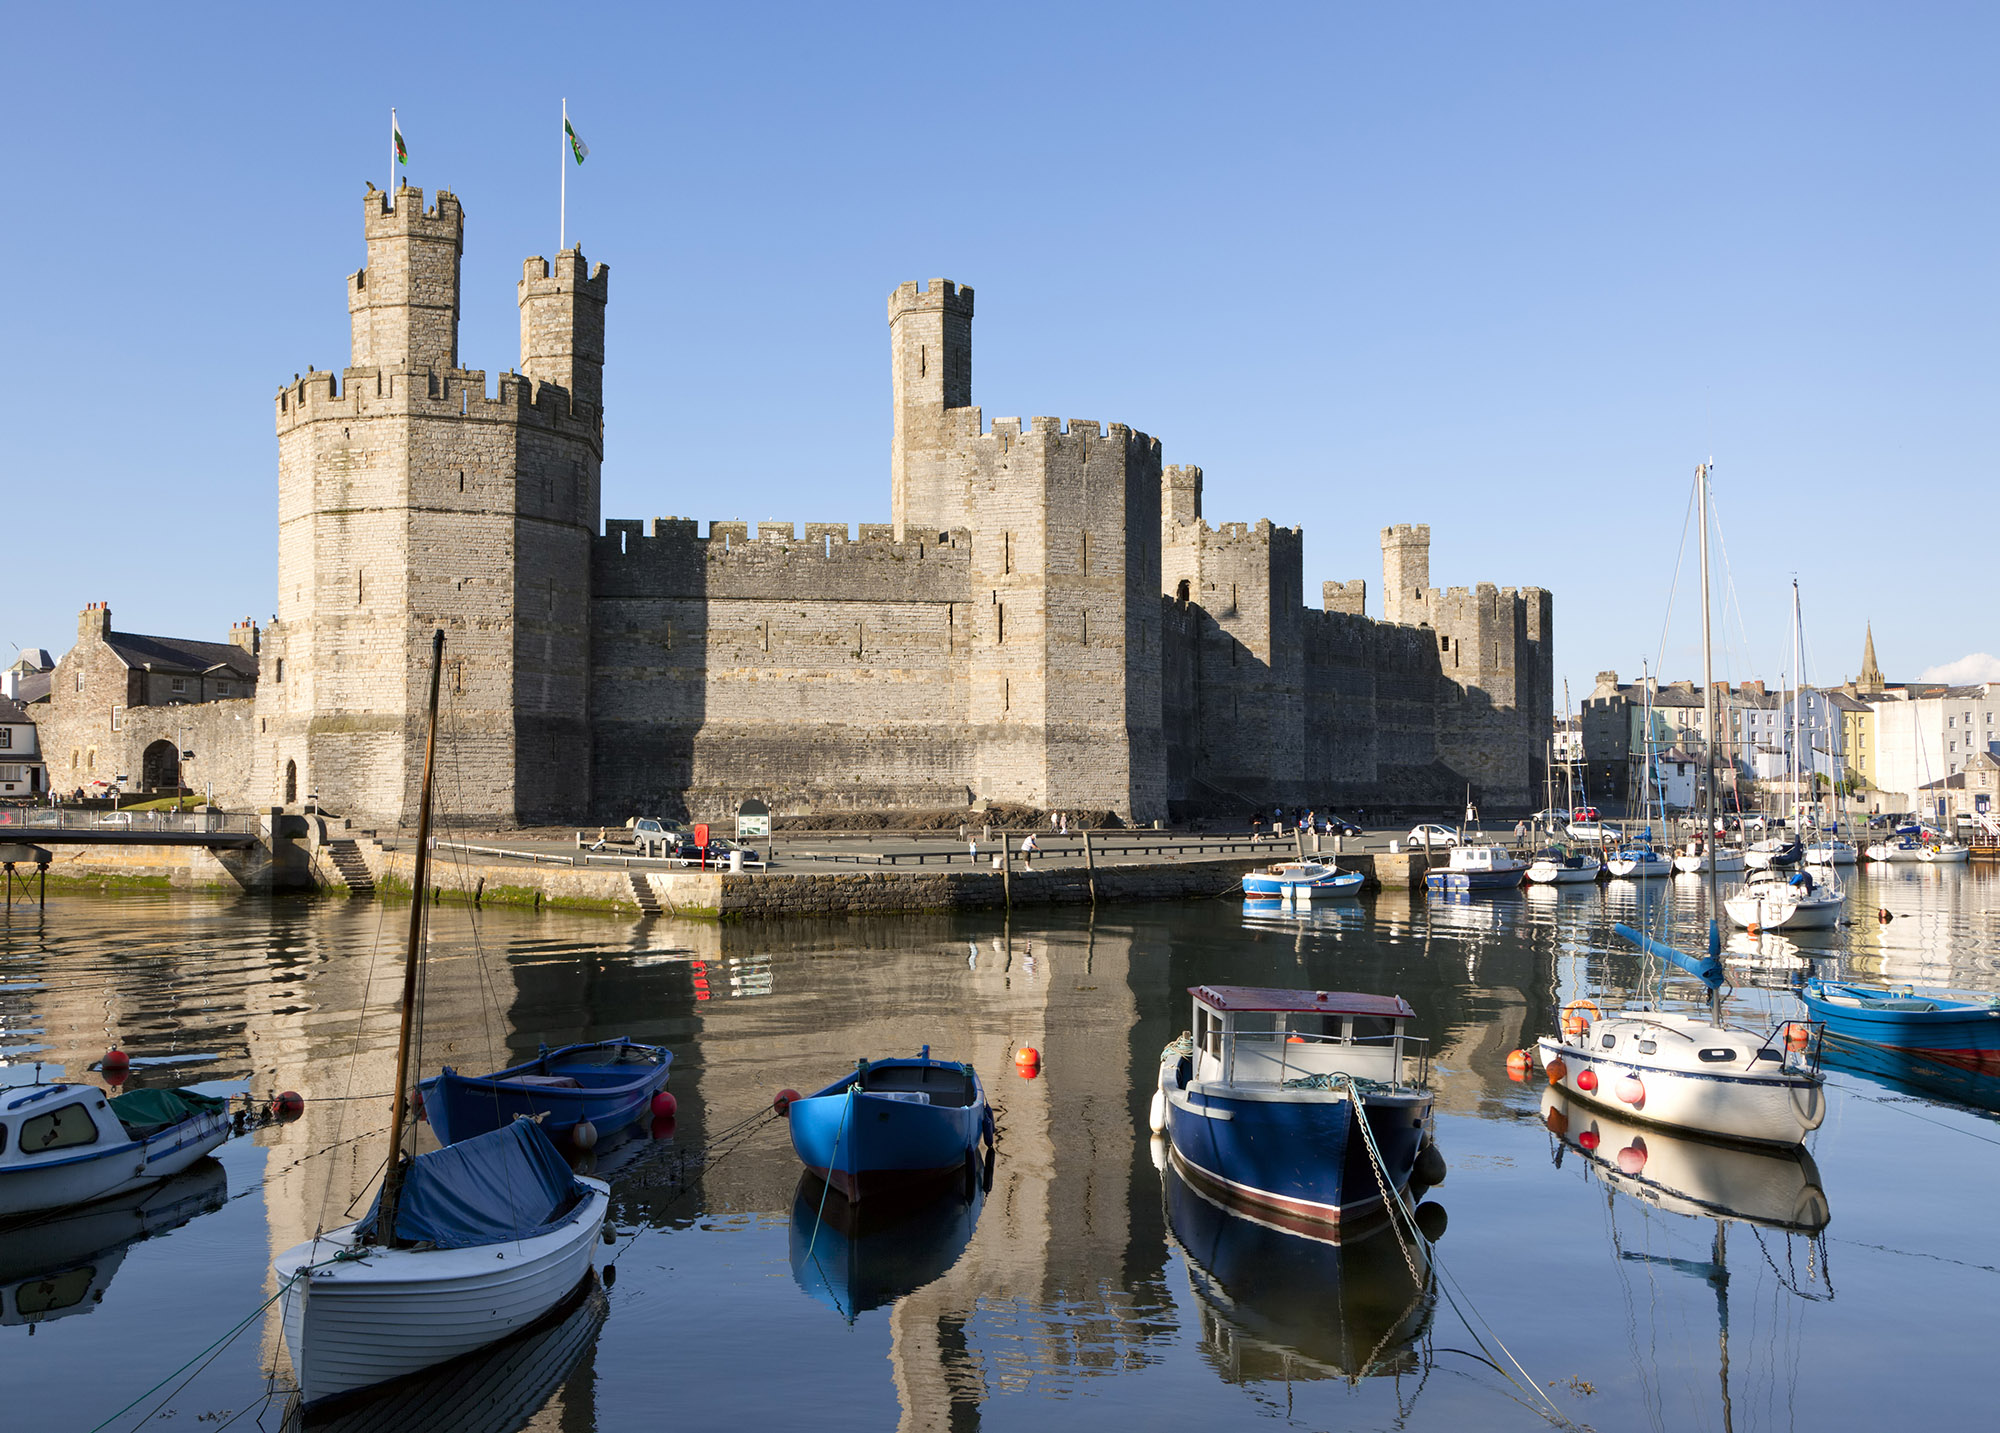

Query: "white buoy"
left=1149, top=1134, right=1168, bottom=1172
left=572, top=1118, right=598, bottom=1151
left=1148, top=1088, right=1167, bottom=1133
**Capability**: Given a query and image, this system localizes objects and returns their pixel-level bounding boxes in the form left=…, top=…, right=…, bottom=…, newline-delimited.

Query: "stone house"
left=39, top=604, right=260, bottom=798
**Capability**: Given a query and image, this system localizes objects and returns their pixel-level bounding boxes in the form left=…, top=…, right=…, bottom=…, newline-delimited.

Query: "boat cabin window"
left=1637, top=1040, right=1658, bottom=1054
left=1754, top=1048, right=1782, bottom=1063
left=1349, top=1015, right=1398, bottom=1045
left=19, top=1102, right=99, bottom=1153
left=1697, top=1048, right=1737, bottom=1063
left=1600, top=1034, right=1616, bottom=1050
left=1196, top=1007, right=1221, bottom=1061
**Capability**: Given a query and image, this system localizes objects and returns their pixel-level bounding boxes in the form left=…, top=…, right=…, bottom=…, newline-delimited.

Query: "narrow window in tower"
left=1081, top=533, right=1090, bottom=573
left=275, top=659, right=284, bottom=683
left=1004, top=677, right=1011, bottom=713
left=1004, top=533, right=1012, bottom=574
left=997, top=604, right=1005, bottom=644
left=919, top=345, right=926, bottom=378
left=357, top=571, right=364, bottom=606
left=458, top=472, right=465, bottom=493
left=853, top=622, right=864, bottom=659
left=1081, top=610, right=1089, bottom=647
left=1231, top=583, right=1239, bottom=614
left=761, top=621, right=770, bottom=654
left=453, top=661, right=464, bottom=695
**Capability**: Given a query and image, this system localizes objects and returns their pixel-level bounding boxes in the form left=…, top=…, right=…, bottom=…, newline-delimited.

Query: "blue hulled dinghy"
left=420, top=1039, right=672, bottom=1148
left=1799, top=979, right=2000, bottom=1069
left=1241, top=862, right=1364, bottom=902
left=786, top=1048, right=995, bottom=1201
left=1151, top=986, right=1439, bottom=1231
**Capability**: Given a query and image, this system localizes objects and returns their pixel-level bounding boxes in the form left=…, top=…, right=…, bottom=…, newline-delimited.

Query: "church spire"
left=1858, top=622, right=1885, bottom=694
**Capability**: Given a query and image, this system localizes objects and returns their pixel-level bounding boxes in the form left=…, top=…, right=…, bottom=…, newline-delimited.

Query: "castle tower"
left=260, top=186, right=606, bottom=826
left=1163, top=464, right=1203, bottom=526
left=1381, top=523, right=1431, bottom=625
left=519, top=250, right=608, bottom=412
left=348, top=183, right=462, bottom=369
left=1857, top=622, right=1885, bottom=694
left=889, top=279, right=975, bottom=537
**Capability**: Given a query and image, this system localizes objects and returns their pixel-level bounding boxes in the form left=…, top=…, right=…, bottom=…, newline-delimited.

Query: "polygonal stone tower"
left=257, top=184, right=607, bottom=826
left=888, top=279, right=975, bottom=538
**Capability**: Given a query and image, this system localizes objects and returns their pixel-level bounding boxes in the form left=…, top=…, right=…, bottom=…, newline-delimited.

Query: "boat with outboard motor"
left=786, top=1047, right=995, bottom=1201
left=1152, top=984, right=1440, bottom=1230
left=1536, top=924, right=1826, bottom=1147
left=1241, top=861, right=1364, bottom=901
left=421, top=1039, right=672, bottom=1149
left=0, top=1074, right=231, bottom=1221
left=1673, top=838, right=1745, bottom=876
left=1798, top=978, right=2000, bottom=1067
left=1723, top=866, right=1843, bottom=932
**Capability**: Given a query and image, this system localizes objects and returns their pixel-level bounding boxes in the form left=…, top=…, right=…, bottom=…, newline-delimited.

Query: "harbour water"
left=4, top=865, right=1998, bottom=1430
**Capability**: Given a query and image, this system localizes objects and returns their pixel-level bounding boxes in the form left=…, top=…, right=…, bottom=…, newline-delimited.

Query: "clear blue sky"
left=5, top=3, right=1993, bottom=703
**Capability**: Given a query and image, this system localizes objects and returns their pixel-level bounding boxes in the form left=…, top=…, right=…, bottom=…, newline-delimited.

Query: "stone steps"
left=326, top=839, right=376, bottom=897
left=627, top=871, right=661, bottom=914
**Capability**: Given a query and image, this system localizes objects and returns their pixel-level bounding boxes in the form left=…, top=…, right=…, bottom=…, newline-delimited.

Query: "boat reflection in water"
left=1162, top=1158, right=1438, bottom=1390
left=285, top=1274, right=607, bottom=1433
left=788, top=1165, right=987, bottom=1320
left=0, top=1158, right=226, bottom=1328
left=1819, top=1040, right=2000, bottom=1115
left=1239, top=899, right=1364, bottom=939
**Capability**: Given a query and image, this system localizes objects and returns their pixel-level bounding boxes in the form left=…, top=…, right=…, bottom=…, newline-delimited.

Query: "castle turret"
left=518, top=249, right=609, bottom=415
left=348, top=185, right=463, bottom=370
left=1381, top=523, right=1431, bottom=626
left=889, top=279, right=975, bottom=537
left=1163, top=464, right=1202, bottom=526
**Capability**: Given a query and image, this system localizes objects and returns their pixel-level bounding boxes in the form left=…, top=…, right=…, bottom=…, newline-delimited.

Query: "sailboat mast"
left=377, top=628, right=448, bottom=1248
left=1790, top=580, right=1803, bottom=829
left=1698, top=463, right=1723, bottom=1019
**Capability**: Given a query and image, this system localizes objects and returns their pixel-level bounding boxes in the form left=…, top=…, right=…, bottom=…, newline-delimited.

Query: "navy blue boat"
left=786, top=1048, right=994, bottom=1201
left=421, top=1039, right=672, bottom=1147
left=1152, top=986, right=1437, bottom=1230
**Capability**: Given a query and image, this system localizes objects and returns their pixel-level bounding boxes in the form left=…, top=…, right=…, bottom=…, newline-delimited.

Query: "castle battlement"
left=360, top=184, right=462, bottom=237
left=275, top=365, right=600, bottom=438
left=520, top=251, right=609, bottom=298
left=888, top=278, right=975, bottom=319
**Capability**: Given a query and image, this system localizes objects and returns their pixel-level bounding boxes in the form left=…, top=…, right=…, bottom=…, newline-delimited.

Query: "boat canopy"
left=1191, top=985, right=1414, bottom=1019
left=107, top=1087, right=225, bottom=1137
left=366, top=1117, right=586, bottom=1249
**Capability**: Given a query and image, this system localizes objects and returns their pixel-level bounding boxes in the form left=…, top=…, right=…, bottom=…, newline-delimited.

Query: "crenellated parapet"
left=274, top=365, right=602, bottom=445
left=594, top=516, right=972, bottom=603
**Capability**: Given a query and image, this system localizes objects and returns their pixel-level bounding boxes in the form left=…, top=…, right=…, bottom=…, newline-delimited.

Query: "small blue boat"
left=1799, top=979, right=2000, bottom=1068
left=421, top=1039, right=672, bottom=1147
left=1242, top=861, right=1364, bottom=901
left=786, top=1048, right=994, bottom=1201
left=787, top=1171, right=985, bottom=1319
left=1153, top=985, right=1438, bottom=1230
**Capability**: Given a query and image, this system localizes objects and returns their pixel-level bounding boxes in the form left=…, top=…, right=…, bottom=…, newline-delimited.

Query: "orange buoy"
left=1616, top=1139, right=1648, bottom=1175
left=1786, top=1024, right=1811, bottom=1053
left=1505, top=1049, right=1532, bottom=1075
left=1616, top=1074, right=1645, bottom=1106
left=1577, top=1067, right=1598, bottom=1094
left=1546, top=1057, right=1568, bottom=1085
left=1878, top=908, right=1892, bottom=923
left=1014, top=1046, right=1041, bottom=1069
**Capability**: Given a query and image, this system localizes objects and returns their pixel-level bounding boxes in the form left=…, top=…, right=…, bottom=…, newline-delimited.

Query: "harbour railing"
left=0, top=805, right=261, bottom=835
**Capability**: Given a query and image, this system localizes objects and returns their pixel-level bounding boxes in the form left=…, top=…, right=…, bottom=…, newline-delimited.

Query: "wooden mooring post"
left=1083, top=830, right=1098, bottom=905
left=1001, top=836, right=1012, bottom=908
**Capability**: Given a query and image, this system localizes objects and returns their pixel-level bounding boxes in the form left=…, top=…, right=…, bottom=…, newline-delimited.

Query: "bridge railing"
left=0, top=806, right=261, bottom=835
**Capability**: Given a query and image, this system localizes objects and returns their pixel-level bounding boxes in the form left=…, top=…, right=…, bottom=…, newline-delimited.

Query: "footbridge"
left=0, top=807, right=262, bottom=850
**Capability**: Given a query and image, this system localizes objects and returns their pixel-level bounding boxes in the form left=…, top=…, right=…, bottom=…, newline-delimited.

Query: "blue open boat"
left=421, top=1039, right=672, bottom=1147
left=1799, top=979, right=2000, bottom=1068
left=787, top=1170, right=985, bottom=1319
left=1242, top=862, right=1364, bottom=901
left=1152, top=986, right=1437, bottom=1230
left=785, top=1048, right=994, bottom=1201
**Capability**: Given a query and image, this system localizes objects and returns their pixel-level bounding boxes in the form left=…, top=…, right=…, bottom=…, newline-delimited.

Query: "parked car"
left=1324, top=815, right=1364, bottom=837
left=632, top=817, right=680, bottom=857
left=670, top=837, right=752, bottom=867
left=1407, top=824, right=1460, bottom=849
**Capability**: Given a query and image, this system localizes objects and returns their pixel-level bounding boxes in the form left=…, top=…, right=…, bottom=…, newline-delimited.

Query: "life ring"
left=1563, top=999, right=1602, bottom=1025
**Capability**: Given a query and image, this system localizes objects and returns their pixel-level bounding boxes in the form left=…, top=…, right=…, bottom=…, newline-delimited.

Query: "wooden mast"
left=376, top=628, right=447, bottom=1247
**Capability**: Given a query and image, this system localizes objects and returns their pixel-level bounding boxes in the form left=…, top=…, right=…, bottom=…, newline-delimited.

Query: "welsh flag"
left=393, top=114, right=407, bottom=166
left=566, top=115, right=589, bottom=165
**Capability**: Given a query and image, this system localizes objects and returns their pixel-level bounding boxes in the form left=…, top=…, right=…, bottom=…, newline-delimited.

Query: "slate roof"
left=102, top=633, right=259, bottom=681
left=0, top=695, right=33, bottom=725
left=13, top=671, right=50, bottom=704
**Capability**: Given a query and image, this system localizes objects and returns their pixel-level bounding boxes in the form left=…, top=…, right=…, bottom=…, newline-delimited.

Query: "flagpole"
left=389, top=107, right=398, bottom=211
left=560, top=98, right=568, bottom=252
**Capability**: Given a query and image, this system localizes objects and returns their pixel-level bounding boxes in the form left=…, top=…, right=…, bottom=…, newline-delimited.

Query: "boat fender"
left=652, top=1091, right=678, bottom=1120
left=572, top=1119, right=598, bottom=1151
left=1148, top=1088, right=1167, bottom=1133
left=1545, top=1057, right=1567, bottom=1086
left=1577, top=1068, right=1598, bottom=1094
left=1615, top=1074, right=1645, bottom=1107
left=1414, top=1141, right=1447, bottom=1187
left=772, top=1088, right=801, bottom=1117
left=1616, top=1139, right=1648, bottom=1175
left=1414, top=1202, right=1449, bottom=1243
left=1785, top=1024, right=1811, bottom=1053
left=602, top=1264, right=616, bottom=1288
left=603, top=1226, right=617, bottom=1244
left=1579, top=1129, right=1600, bottom=1152
left=981, top=1106, right=997, bottom=1149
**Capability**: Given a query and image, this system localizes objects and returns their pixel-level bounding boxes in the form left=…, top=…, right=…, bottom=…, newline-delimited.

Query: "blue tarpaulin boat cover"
left=365, top=1118, right=586, bottom=1249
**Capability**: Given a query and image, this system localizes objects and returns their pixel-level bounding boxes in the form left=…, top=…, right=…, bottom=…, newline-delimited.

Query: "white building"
left=1871, top=684, right=2000, bottom=807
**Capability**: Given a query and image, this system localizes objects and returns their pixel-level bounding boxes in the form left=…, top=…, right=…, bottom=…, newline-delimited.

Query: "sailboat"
left=1724, top=582, right=1844, bottom=932
left=1606, top=673, right=1673, bottom=879
left=272, top=632, right=610, bottom=1411
left=1537, top=464, right=1828, bottom=1149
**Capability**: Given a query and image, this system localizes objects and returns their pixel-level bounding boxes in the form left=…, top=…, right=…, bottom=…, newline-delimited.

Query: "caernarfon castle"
left=44, top=184, right=1553, bottom=827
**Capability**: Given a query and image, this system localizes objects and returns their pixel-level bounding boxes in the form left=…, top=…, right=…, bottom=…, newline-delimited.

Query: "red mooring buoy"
left=102, top=1048, right=130, bottom=1078
left=273, top=1090, right=305, bottom=1121
left=652, top=1091, right=678, bottom=1120
left=773, top=1088, right=801, bottom=1117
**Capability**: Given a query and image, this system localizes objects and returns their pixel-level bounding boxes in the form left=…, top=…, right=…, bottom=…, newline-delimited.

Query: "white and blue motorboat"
left=1151, top=985, right=1438, bottom=1231
left=1605, top=844, right=1674, bottom=879
left=1241, top=861, right=1364, bottom=902
left=0, top=1076, right=232, bottom=1221
left=1423, top=844, right=1527, bottom=893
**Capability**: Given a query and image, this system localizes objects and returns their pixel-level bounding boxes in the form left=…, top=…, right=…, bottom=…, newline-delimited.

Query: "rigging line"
left=1841, top=1087, right=2000, bottom=1148
left=312, top=861, right=398, bottom=1246
left=1652, top=470, right=1700, bottom=685
left=83, top=1275, right=300, bottom=1433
